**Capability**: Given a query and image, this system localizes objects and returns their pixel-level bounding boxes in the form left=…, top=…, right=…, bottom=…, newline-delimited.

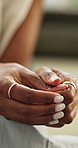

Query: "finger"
left=20, top=68, right=49, bottom=90
left=0, top=109, right=64, bottom=125
left=59, top=106, right=78, bottom=124
left=46, top=123, right=65, bottom=128
left=0, top=98, right=65, bottom=118
left=52, top=68, right=77, bottom=84
left=17, top=111, right=64, bottom=125
left=48, top=84, right=68, bottom=92
left=0, top=110, right=20, bottom=123
left=64, top=98, right=78, bottom=116
left=36, top=66, right=61, bottom=86
left=10, top=83, right=64, bottom=104
left=0, top=78, right=64, bottom=104
left=47, top=106, right=77, bottom=126
left=57, top=85, right=76, bottom=105
left=45, top=100, right=78, bottom=127
left=19, top=66, right=57, bottom=91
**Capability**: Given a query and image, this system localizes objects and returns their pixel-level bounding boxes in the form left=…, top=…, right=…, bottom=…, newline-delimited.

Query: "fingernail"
left=50, top=76, right=61, bottom=82
left=53, top=112, right=64, bottom=120
left=49, top=120, right=59, bottom=125
left=54, top=96, right=64, bottom=103
left=55, top=103, right=66, bottom=112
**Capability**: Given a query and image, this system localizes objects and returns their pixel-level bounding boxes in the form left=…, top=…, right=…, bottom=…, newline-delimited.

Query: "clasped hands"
left=0, top=63, right=78, bottom=128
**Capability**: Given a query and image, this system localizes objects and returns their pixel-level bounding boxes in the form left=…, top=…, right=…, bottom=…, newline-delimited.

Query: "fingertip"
left=49, top=76, right=61, bottom=86
left=49, top=120, right=59, bottom=125
left=54, top=96, right=64, bottom=103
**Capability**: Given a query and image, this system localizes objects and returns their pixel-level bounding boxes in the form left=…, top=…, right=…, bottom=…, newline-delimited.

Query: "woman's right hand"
left=36, top=66, right=78, bottom=127
left=0, top=63, right=65, bottom=125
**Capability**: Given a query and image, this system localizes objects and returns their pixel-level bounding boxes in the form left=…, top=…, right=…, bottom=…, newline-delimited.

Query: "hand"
left=36, top=66, right=78, bottom=127
left=0, top=63, right=65, bottom=125
left=52, top=68, right=78, bottom=126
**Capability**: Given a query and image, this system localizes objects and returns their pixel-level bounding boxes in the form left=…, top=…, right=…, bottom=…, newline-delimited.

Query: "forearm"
left=0, top=0, right=44, bottom=67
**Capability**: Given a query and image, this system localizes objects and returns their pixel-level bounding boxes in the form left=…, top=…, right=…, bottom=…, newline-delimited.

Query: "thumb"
left=36, top=66, right=61, bottom=86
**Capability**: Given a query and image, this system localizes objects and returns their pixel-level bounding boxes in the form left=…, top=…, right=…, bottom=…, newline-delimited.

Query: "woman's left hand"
left=36, top=66, right=78, bottom=127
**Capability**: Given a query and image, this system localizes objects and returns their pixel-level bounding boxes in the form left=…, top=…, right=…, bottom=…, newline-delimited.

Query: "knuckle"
left=69, top=92, right=74, bottom=102
left=12, top=63, right=23, bottom=69
left=37, top=66, right=47, bottom=72
left=44, top=72, right=52, bottom=78
left=38, top=66, right=52, bottom=78
left=31, top=72, right=49, bottom=90
left=9, top=63, right=22, bottom=71
left=0, top=77, right=11, bottom=96
left=66, top=114, right=73, bottom=124
left=66, top=105, right=72, bottom=114
left=65, top=90, right=74, bottom=104
left=32, top=72, right=39, bottom=79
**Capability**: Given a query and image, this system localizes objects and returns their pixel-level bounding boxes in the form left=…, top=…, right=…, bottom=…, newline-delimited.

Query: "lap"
left=48, top=135, right=78, bottom=148
left=0, top=116, right=78, bottom=148
left=0, top=116, right=47, bottom=148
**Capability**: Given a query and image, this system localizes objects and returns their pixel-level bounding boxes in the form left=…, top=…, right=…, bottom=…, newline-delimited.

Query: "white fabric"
left=0, top=0, right=34, bottom=57
left=48, top=135, right=78, bottom=148
left=0, top=116, right=78, bottom=148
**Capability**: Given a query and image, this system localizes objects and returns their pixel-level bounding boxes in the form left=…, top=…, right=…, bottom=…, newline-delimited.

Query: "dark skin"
left=0, top=0, right=43, bottom=66
left=36, top=67, right=78, bottom=127
left=0, top=0, right=78, bottom=127
left=0, top=63, right=66, bottom=125
left=0, top=63, right=77, bottom=126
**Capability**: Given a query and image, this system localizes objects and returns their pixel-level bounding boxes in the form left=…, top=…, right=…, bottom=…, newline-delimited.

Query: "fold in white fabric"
left=0, top=115, right=78, bottom=148
left=0, top=0, right=33, bottom=57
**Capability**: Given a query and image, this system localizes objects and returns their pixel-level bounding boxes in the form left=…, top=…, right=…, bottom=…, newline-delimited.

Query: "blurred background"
left=36, top=0, right=78, bottom=57
left=33, top=0, right=78, bottom=136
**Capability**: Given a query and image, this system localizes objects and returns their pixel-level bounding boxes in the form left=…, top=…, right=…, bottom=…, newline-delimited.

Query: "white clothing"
left=0, top=0, right=33, bottom=57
